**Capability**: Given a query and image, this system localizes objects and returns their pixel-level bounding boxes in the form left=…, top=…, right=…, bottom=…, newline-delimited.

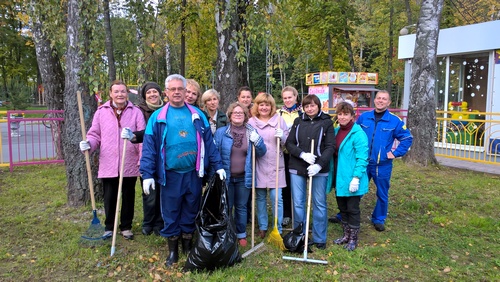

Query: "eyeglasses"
left=232, top=111, right=245, bottom=116
left=167, top=87, right=186, bottom=92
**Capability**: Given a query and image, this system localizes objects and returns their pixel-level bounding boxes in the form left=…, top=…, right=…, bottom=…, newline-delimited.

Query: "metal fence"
left=0, top=108, right=498, bottom=171
left=0, top=110, right=64, bottom=172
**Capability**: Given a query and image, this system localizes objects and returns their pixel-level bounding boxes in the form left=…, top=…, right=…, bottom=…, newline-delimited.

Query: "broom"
left=111, top=139, right=128, bottom=256
left=267, top=113, right=285, bottom=250
left=78, top=91, right=105, bottom=245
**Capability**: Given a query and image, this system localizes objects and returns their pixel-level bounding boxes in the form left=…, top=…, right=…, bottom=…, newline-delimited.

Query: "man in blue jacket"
left=356, top=90, right=413, bottom=232
left=140, top=74, right=225, bottom=266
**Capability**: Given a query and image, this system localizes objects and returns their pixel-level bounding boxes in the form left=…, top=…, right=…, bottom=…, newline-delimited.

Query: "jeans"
left=290, top=174, right=328, bottom=244
left=256, top=188, right=283, bottom=233
left=227, top=177, right=250, bottom=239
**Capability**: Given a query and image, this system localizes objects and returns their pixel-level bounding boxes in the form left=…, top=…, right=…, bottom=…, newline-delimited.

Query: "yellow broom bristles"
left=267, top=227, right=286, bottom=250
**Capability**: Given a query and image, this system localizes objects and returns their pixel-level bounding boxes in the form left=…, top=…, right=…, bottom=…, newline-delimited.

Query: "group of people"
left=79, top=73, right=413, bottom=267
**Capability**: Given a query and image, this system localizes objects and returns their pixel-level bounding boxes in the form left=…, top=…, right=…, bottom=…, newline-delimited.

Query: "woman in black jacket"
left=285, top=94, right=335, bottom=249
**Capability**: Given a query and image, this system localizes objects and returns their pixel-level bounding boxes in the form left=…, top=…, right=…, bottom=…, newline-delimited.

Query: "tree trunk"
left=180, top=0, right=187, bottom=76
left=215, top=0, right=243, bottom=111
left=63, top=0, right=100, bottom=207
left=405, top=0, right=444, bottom=166
left=32, top=17, right=65, bottom=160
left=103, top=0, right=116, bottom=81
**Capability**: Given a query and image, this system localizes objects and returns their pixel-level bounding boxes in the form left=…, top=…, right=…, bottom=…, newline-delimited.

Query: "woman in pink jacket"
left=248, top=93, right=289, bottom=238
left=79, top=80, right=146, bottom=240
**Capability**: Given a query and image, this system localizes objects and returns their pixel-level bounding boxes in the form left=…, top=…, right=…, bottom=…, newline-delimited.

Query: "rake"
left=78, top=91, right=105, bottom=245
left=242, top=145, right=265, bottom=258
left=283, top=139, right=328, bottom=264
left=267, top=113, right=285, bottom=250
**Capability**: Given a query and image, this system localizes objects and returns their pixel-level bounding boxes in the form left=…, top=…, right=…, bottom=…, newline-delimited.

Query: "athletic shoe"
left=121, top=230, right=134, bottom=240
left=102, top=231, right=112, bottom=240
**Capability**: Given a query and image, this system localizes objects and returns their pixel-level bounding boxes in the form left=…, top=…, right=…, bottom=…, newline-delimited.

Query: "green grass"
left=0, top=160, right=499, bottom=281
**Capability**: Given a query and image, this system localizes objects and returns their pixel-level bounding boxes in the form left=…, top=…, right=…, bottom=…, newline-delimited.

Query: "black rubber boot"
left=344, top=227, right=359, bottom=251
left=333, top=222, right=350, bottom=245
left=181, top=233, right=193, bottom=255
left=165, top=236, right=179, bottom=266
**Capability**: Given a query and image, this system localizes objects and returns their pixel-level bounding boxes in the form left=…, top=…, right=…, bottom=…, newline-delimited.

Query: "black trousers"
left=336, top=196, right=361, bottom=228
left=102, top=177, right=137, bottom=231
left=282, top=152, right=292, bottom=218
left=140, top=177, right=164, bottom=230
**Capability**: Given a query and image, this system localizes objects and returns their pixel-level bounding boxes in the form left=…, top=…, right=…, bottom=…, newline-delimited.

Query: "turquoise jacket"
left=334, top=123, right=369, bottom=197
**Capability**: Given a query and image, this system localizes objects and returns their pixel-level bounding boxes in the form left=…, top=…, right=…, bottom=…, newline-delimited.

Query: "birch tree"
left=405, top=0, right=444, bottom=166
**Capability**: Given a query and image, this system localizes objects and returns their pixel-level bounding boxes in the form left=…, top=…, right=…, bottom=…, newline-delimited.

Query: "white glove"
left=307, top=164, right=322, bottom=177
left=121, top=127, right=134, bottom=140
left=249, top=131, right=260, bottom=143
left=300, top=152, right=317, bottom=165
left=79, top=140, right=90, bottom=152
left=349, top=177, right=360, bottom=193
left=216, top=169, right=226, bottom=180
left=143, top=178, right=155, bottom=195
left=274, top=128, right=284, bottom=139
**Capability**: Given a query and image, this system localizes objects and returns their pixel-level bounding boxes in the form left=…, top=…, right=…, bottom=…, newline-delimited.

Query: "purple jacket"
left=248, top=113, right=289, bottom=189
left=86, top=101, right=146, bottom=178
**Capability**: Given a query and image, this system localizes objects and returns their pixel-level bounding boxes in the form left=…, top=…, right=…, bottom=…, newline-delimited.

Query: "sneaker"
left=102, top=231, right=112, bottom=240
left=282, top=217, right=291, bottom=227
left=121, top=230, right=134, bottom=240
left=374, top=223, right=385, bottom=232
left=239, top=238, right=248, bottom=247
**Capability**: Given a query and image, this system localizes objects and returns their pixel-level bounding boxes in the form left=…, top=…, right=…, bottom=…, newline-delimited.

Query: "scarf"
left=147, top=99, right=164, bottom=111
left=281, top=104, right=302, bottom=113
left=111, top=101, right=128, bottom=127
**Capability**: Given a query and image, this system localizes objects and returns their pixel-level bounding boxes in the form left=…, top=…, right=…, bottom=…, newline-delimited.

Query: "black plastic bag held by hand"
left=283, top=222, right=306, bottom=253
left=184, top=175, right=241, bottom=271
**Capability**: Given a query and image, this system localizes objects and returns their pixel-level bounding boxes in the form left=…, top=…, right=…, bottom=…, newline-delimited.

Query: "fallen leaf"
left=333, top=270, right=338, bottom=275
left=404, top=265, right=409, bottom=268
left=154, top=273, right=162, bottom=280
left=443, top=267, right=451, bottom=273
left=176, top=272, right=183, bottom=278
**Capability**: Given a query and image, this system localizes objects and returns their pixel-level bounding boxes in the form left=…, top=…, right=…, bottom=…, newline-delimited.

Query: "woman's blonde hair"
left=251, top=93, right=276, bottom=117
left=186, top=79, right=201, bottom=106
left=201, top=89, right=220, bottom=109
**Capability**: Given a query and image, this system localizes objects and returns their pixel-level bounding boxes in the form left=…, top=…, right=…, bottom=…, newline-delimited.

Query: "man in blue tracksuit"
left=356, top=90, right=413, bottom=232
left=140, top=74, right=225, bottom=266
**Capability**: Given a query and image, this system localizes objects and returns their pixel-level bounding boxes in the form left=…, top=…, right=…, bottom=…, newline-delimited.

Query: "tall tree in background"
left=103, top=0, right=116, bottom=81
left=63, top=0, right=100, bottom=206
left=405, top=0, right=444, bottom=166
left=214, top=0, right=245, bottom=110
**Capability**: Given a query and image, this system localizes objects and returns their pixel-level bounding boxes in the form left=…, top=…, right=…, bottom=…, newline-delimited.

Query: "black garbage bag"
left=283, top=222, right=306, bottom=253
left=184, top=175, right=241, bottom=271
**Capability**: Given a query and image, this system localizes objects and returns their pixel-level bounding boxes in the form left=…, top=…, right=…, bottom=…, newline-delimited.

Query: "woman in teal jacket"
left=333, top=102, right=369, bottom=251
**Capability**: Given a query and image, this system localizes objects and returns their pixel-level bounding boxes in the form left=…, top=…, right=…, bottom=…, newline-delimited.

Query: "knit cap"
left=140, top=82, right=162, bottom=100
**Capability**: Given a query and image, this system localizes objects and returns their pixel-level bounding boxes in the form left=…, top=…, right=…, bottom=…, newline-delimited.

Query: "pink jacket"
left=86, top=101, right=146, bottom=178
left=248, top=113, right=289, bottom=189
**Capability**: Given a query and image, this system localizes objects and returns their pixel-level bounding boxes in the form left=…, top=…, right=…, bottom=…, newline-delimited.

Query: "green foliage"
left=3, top=82, right=33, bottom=110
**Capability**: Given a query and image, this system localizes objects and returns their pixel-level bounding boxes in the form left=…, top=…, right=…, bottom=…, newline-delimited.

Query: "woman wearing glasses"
left=201, top=89, right=228, bottom=134
left=213, top=102, right=266, bottom=247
